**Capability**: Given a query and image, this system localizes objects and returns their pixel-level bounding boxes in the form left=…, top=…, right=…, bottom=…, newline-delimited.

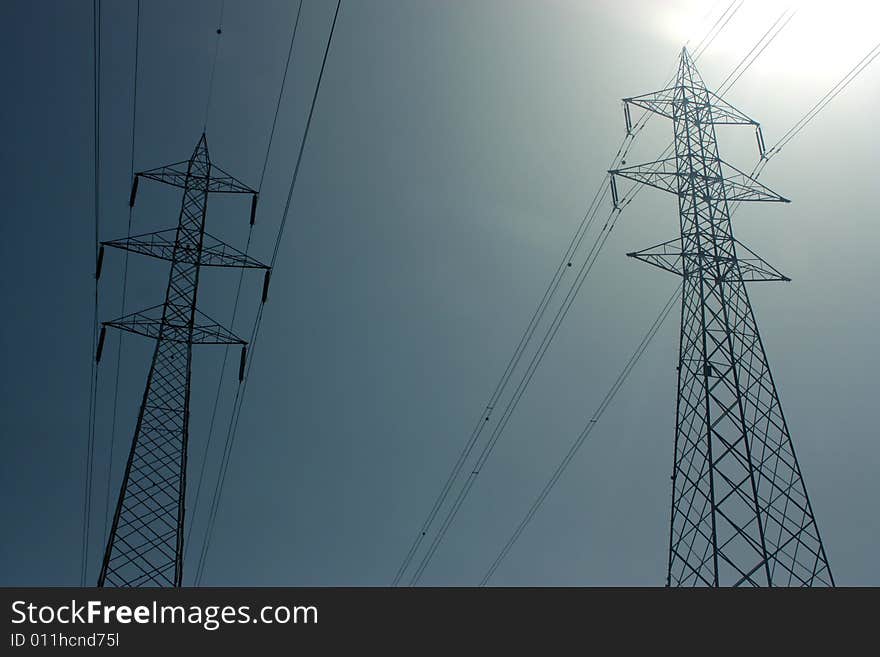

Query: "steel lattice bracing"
left=611, top=49, right=833, bottom=586
left=97, top=134, right=268, bottom=587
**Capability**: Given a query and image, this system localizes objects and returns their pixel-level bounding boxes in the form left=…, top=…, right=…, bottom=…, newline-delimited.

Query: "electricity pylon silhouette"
left=94, top=134, right=270, bottom=587
left=610, top=49, right=833, bottom=586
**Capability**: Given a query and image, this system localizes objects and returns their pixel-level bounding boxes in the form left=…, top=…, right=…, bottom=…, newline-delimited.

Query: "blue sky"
left=1, top=0, right=878, bottom=586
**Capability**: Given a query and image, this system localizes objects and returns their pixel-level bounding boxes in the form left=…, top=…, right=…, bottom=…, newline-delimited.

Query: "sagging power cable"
left=203, top=0, right=226, bottom=132
left=186, top=0, right=304, bottom=563
left=193, top=0, right=343, bottom=585
left=480, top=284, right=681, bottom=585
left=105, top=0, right=141, bottom=541
left=82, top=0, right=102, bottom=588
left=765, top=39, right=880, bottom=159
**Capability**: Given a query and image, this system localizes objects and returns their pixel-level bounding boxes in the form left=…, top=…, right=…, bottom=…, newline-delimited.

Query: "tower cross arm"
left=610, top=158, right=789, bottom=203
left=102, top=229, right=270, bottom=269
left=624, top=87, right=677, bottom=120
left=104, top=305, right=247, bottom=345
left=627, top=237, right=791, bottom=282
left=137, top=162, right=256, bottom=194
left=623, top=88, right=758, bottom=126
left=137, top=161, right=193, bottom=190
left=719, top=160, right=789, bottom=202
left=610, top=157, right=679, bottom=196
left=705, top=91, right=759, bottom=125
left=206, top=163, right=257, bottom=194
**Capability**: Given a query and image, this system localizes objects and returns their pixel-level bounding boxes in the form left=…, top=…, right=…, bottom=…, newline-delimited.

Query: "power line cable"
left=765, top=39, right=880, bottom=157
left=398, top=48, right=703, bottom=589
left=480, top=284, right=681, bottom=585
left=392, top=176, right=613, bottom=585
left=203, top=0, right=226, bottom=132
left=729, top=38, right=880, bottom=216
left=407, top=202, right=632, bottom=585
left=82, top=0, right=102, bottom=587
left=407, top=174, right=656, bottom=586
left=392, top=48, right=693, bottom=586
left=105, top=0, right=141, bottom=540
left=688, top=0, right=726, bottom=51
left=693, top=0, right=743, bottom=61
left=718, top=7, right=795, bottom=94
left=257, top=0, right=304, bottom=195
left=689, top=0, right=734, bottom=56
left=185, top=0, right=304, bottom=562
left=193, top=0, right=343, bottom=585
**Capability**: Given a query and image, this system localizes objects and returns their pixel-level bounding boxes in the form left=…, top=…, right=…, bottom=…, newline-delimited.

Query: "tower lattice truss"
left=610, top=49, right=833, bottom=586
left=96, top=134, right=270, bottom=587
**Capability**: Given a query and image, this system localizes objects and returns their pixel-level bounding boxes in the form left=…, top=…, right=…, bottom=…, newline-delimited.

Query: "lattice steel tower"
left=609, top=49, right=833, bottom=586
left=95, top=134, right=270, bottom=587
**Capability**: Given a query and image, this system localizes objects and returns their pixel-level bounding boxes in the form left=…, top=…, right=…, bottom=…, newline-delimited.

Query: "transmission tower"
left=609, top=49, right=833, bottom=586
left=94, top=133, right=270, bottom=587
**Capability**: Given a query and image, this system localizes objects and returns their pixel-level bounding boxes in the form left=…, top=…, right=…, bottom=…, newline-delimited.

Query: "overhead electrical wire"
left=393, top=53, right=686, bottom=585
left=402, top=148, right=642, bottom=585
left=193, top=0, right=343, bottom=585
left=82, top=0, right=102, bottom=587
left=185, top=0, right=304, bottom=562
left=480, top=284, right=682, bottom=585
left=105, top=0, right=141, bottom=541
left=763, top=39, right=880, bottom=160
left=393, top=141, right=651, bottom=585
left=717, top=7, right=795, bottom=94
left=391, top=173, right=613, bottom=586
left=407, top=178, right=652, bottom=585
left=203, top=0, right=226, bottom=132
left=689, top=0, right=727, bottom=47
left=687, top=0, right=733, bottom=58
left=255, top=0, right=304, bottom=196
left=693, top=0, right=744, bottom=61
left=394, top=7, right=793, bottom=586
left=732, top=36, right=880, bottom=215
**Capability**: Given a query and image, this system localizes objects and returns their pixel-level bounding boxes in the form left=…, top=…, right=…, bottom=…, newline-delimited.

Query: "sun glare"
left=660, top=0, right=880, bottom=79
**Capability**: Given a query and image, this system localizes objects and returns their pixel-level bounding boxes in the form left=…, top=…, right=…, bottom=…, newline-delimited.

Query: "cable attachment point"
left=250, top=193, right=258, bottom=226
left=261, top=269, right=271, bottom=304
left=610, top=174, right=620, bottom=210
left=128, top=175, right=139, bottom=208
left=238, top=345, right=247, bottom=382
left=96, top=325, right=107, bottom=363
left=95, top=245, right=105, bottom=280
left=754, top=124, right=767, bottom=160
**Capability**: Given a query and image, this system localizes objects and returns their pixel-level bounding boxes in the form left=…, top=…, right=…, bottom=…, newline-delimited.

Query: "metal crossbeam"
left=103, top=229, right=269, bottom=269
left=626, top=237, right=791, bottom=282
left=625, top=86, right=760, bottom=125
left=610, top=158, right=789, bottom=203
left=104, top=305, right=246, bottom=345
left=138, top=160, right=255, bottom=194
